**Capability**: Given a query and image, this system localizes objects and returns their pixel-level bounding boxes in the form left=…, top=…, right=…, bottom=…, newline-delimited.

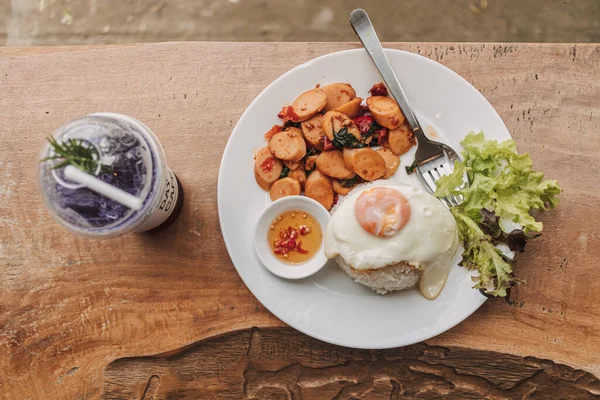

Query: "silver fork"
left=349, top=8, right=463, bottom=208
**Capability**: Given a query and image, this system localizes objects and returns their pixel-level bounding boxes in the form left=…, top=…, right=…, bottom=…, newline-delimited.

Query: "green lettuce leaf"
left=435, top=132, right=560, bottom=297
left=453, top=210, right=513, bottom=297
left=434, top=161, right=468, bottom=197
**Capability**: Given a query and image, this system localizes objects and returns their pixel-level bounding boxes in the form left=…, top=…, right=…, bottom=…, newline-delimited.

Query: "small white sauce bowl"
left=255, top=196, right=331, bottom=280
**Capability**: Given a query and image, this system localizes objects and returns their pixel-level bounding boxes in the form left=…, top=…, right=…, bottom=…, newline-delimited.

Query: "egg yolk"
left=354, top=187, right=411, bottom=237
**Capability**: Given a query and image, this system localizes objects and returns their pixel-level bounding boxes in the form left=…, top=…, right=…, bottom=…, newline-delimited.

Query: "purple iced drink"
left=39, top=113, right=181, bottom=237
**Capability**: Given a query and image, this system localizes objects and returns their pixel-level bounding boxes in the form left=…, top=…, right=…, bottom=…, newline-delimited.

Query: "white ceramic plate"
left=218, top=49, right=511, bottom=349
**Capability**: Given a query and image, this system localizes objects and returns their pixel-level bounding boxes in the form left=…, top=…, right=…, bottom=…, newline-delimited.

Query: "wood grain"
left=102, top=327, right=600, bottom=399
left=1, top=42, right=599, bottom=399
left=5, top=0, right=600, bottom=46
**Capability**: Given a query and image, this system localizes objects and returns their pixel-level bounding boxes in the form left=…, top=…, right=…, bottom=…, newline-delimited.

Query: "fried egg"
left=324, top=181, right=459, bottom=299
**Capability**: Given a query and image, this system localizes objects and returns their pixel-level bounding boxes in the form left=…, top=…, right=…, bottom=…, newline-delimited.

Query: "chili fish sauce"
left=267, top=210, right=322, bottom=264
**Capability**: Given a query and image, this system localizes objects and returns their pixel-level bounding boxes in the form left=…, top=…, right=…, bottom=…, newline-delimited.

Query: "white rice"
left=335, top=256, right=420, bottom=295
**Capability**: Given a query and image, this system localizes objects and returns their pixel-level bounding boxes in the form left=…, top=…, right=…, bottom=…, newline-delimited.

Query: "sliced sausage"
left=255, top=168, right=271, bottom=191
left=376, top=148, right=401, bottom=178
left=335, top=97, right=363, bottom=119
left=322, top=111, right=361, bottom=142
left=291, top=88, right=327, bottom=121
left=343, top=148, right=386, bottom=181
left=268, top=129, right=307, bottom=162
left=254, top=146, right=283, bottom=190
left=322, top=83, right=356, bottom=111
left=305, top=170, right=335, bottom=210
left=270, top=177, right=302, bottom=201
left=301, top=114, right=325, bottom=150
left=366, top=96, right=405, bottom=129
left=316, top=150, right=356, bottom=179
left=288, top=168, right=307, bottom=188
left=388, top=123, right=415, bottom=156
left=285, top=126, right=305, bottom=138
left=342, top=147, right=356, bottom=171
left=332, top=179, right=358, bottom=196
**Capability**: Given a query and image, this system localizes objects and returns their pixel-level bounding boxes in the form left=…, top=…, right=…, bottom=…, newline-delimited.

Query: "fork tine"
left=416, top=148, right=465, bottom=208
left=439, top=163, right=452, bottom=176
left=419, top=168, right=452, bottom=208
left=429, top=168, right=457, bottom=207
left=446, top=196, right=457, bottom=208
left=422, top=170, right=438, bottom=194
left=440, top=164, right=460, bottom=206
left=439, top=164, right=462, bottom=206
left=429, top=168, right=449, bottom=205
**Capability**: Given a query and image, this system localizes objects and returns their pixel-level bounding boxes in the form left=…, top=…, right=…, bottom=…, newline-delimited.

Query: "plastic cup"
left=38, top=113, right=183, bottom=238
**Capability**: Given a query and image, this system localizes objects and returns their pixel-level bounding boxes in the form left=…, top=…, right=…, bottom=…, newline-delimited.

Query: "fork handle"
left=349, top=9, right=430, bottom=145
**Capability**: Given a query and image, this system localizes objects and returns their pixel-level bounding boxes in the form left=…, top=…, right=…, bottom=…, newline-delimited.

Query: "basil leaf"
left=338, top=176, right=360, bottom=188
left=283, top=120, right=301, bottom=129
left=361, top=121, right=383, bottom=140
left=331, top=127, right=366, bottom=149
left=306, top=147, right=321, bottom=157
left=279, top=166, right=290, bottom=179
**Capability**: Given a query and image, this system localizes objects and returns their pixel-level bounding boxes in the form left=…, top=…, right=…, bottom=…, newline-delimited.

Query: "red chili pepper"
left=287, top=226, right=298, bottom=237
left=279, top=229, right=288, bottom=240
left=274, top=247, right=283, bottom=254
left=296, top=241, right=309, bottom=254
left=323, top=136, right=335, bottom=151
left=353, top=115, right=374, bottom=134
left=369, top=82, right=388, bottom=97
left=299, top=225, right=308, bottom=235
left=264, top=124, right=283, bottom=139
left=277, top=105, right=300, bottom=122
left=287, top=239, right=297, bottom=249
left=260, top=157, right=276, bottom=173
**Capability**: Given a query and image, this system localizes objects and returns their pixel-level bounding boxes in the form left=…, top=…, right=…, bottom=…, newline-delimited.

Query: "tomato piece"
left=353, top=115, right=375, bottom=134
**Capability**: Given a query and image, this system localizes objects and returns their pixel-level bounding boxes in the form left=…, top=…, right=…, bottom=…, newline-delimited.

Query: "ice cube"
left=101, top=154, right=116, bottom=166
left=99, top=136, right=112, bottom=153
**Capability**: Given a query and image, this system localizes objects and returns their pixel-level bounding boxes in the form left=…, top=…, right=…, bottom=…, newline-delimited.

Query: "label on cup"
left=135, top=167, right=179, bottom=232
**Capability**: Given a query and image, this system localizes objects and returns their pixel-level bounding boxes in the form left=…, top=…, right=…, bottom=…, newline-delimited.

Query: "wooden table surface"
left=1, top=42, right=599, bottom=400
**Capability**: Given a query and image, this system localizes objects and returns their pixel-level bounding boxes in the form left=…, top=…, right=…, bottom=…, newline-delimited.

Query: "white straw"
left=63, top=165, right=143, bottom=211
